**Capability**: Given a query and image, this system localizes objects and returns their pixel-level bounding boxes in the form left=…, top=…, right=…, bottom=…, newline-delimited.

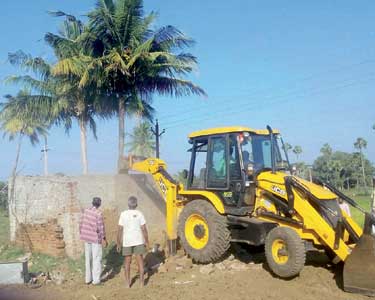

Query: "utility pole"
left=151, top=119, right=165, bottom=158
left=41, top=136, right=49, bottom=176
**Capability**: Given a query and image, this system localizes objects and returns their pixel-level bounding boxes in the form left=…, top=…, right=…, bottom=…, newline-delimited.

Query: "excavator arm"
left=129, top=156, right=181, bottom=254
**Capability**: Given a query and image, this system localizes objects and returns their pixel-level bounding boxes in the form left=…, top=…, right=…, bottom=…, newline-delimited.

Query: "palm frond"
left=115, top=0, right=144, bottom=47
left=89, top=0, right=122, bottom=48
left=8, top=51, right=51, bottom=79
left=45, top=32, right=80, bottom=58
left=88, top=116, right=98, bottom=140
left=48, top=10, right=81, bottom=23
left=127, top=121, right=155, bottom=157
left=4, top=75, right=55, bottom=95
left=0, top=91, right=49, bottom=145
left=152, top=25, right=195, bottom=51
left=143, top=76, right=207, bottom=98
left=52, top=56, right=87, bottom=77
left=103, top=49, right=129, bottom=75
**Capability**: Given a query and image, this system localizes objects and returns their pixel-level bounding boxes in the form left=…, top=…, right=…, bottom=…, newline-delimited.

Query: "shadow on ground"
left=230, top=243, right=265, bottom=264
left=230, top=242, right=344, bottom=287
left=101, top=243, right=165, bottom=286
left=102, top=244, right=123, bottom=281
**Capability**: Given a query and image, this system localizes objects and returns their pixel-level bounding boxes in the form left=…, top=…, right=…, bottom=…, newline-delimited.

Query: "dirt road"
left=0, top=251, right=369, bottom=300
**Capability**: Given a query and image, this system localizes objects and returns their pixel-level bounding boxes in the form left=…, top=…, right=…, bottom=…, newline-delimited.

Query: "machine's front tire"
left=265, top=227, right=306, bottom=278
left=178, top=200, right=230, bottom=263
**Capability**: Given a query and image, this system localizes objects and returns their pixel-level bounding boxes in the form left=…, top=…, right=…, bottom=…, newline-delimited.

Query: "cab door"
left=228, top=134, right=245, bottom=207
left=206, top=135, right=228, bottom=190
left=205, top=134, right=247, bottom=210
left=187, top=138, right=208, bottom=190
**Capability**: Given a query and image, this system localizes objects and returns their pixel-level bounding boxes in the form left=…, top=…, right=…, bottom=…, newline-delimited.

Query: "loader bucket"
left=343, top=213, right=375, bottom=296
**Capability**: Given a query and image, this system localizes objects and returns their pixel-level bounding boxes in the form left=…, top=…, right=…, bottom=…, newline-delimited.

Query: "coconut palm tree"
left=283, top=142, right=292, bottom=156
left=53, top=0, right=206, bottom=172
left=0, top=91, right=48, bottom=207
left=7, top=14, right=112, bottom=174
left=354, top=137, right=368, bottom=189
left=293, top=145, right=302, bottom=161
left=320, top=143, right=332, bottom=156
left=127, top=122, right=155, bottom=157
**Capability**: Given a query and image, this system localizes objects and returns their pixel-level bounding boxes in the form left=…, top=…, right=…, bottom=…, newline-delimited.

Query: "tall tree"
left=293, top=145, right=302, bottom=161
left=320, top=143, right=332, bottom=156
left=54, top=0, right=206, bottom=172
left=313, top=148, right=373, bottom=189
left=354, top=137, right=368, bottom=189
left=174, top=170, right=188, bottom=187
left=283, top=142, right=292, bottom=156
left=127, top=122, right=155, bottom=157
left=0, top=91, right=48, bottom=210
left=7, top=14, right=111, bottom=174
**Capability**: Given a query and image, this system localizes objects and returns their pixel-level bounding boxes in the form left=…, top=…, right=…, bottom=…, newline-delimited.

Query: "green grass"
left=0, top=244, right=25, bottom=261
left=0, top=209, right=9, bottom=245
left=344, top=190, right=372, bottom=227
left=0, top=208, right=85, bottom=275
left=0, top=244, right=85, bottom=275
left=28, top=253, right=85, bottom=274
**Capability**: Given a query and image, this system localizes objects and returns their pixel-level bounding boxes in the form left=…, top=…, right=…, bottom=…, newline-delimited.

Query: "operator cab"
left=186, top=126, right=290, bottom=215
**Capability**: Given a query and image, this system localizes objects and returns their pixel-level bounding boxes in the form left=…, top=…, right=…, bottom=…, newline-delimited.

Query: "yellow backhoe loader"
left=127, top=125, right=375, bottom=296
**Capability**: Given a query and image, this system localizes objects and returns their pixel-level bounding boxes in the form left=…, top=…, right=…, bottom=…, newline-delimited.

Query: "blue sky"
left=1, top=0, right=375, bottom=180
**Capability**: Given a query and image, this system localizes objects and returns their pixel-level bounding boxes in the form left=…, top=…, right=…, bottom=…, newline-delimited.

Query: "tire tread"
left=178, top=200, right=230, bottom=263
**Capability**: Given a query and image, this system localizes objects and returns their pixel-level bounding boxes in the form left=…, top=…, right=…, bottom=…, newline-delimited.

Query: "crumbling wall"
left=15, top=219, right=65, bottom=257
left=9, top=174, right=166, bottom=259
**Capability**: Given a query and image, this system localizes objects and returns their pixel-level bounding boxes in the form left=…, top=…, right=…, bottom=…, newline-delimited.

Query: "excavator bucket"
left=343, top=213, right=375, bottom=296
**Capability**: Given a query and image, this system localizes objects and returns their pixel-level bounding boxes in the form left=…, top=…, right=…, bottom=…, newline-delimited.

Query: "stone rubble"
left=199, top=263, right=215, bottom=275
left=157, top=255, right=261, bottom=275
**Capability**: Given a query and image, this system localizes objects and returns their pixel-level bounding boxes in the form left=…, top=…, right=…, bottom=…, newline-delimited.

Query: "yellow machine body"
left=128, top=126, right=375, bottom=296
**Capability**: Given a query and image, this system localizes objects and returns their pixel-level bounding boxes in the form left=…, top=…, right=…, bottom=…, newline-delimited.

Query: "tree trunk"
left=9, top=133, right=34, bottom=250
left=118, top=100, right=126, bottom=173
left=79, top=119, right=88, bottom=175
left=10, top=134, right=23, bottom=204
left=360, top=149, right=367, bottom=190
left=43, top=136, right=48, bottom=176
left=9, top=133, right=23, bottom=220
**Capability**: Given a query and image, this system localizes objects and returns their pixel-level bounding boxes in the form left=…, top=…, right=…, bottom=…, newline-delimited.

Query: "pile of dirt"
left=0, top=248, right=370, bottom=300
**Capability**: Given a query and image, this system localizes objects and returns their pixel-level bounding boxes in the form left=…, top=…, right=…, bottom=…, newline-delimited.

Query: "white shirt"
left=118, top=209, right=146, bottom=247
left=339, top=202, right=351, bottom=217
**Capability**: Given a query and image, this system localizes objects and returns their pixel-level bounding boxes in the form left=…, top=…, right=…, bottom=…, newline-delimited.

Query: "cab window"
left=252, top=135, right=272, bottom=172
left=229, top=134, right=241, bottom=180
left=190, top=139, right=208, bottom=188
left=207, top=136, right=228, bottom=189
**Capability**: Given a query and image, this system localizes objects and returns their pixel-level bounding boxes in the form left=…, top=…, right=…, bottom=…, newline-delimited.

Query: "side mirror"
left=182, top=169, right=188, bottom=179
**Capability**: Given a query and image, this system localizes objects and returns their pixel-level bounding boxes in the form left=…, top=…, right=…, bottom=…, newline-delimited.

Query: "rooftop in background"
left=188, top=126, right=280, bottom=138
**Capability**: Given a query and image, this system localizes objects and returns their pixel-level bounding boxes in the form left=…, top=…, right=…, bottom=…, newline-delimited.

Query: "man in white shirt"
left=338, top=198, right=351, bottom=217
left=117, top=196, right=149, bottom=288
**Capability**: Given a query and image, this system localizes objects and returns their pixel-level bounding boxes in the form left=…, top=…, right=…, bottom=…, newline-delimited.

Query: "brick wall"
left=15, top=219, right=65, bottom=257
left=9, top=174, right=166, bottom=259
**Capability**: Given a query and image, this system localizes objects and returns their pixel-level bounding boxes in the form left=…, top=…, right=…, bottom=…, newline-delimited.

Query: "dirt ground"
left=0, top=249, right=370, bottom=300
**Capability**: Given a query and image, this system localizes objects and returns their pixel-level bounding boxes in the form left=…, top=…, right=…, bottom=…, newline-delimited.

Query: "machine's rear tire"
left=265, top=227, right=306, bottom=278
left=178, top=200, right=230, bottom=263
